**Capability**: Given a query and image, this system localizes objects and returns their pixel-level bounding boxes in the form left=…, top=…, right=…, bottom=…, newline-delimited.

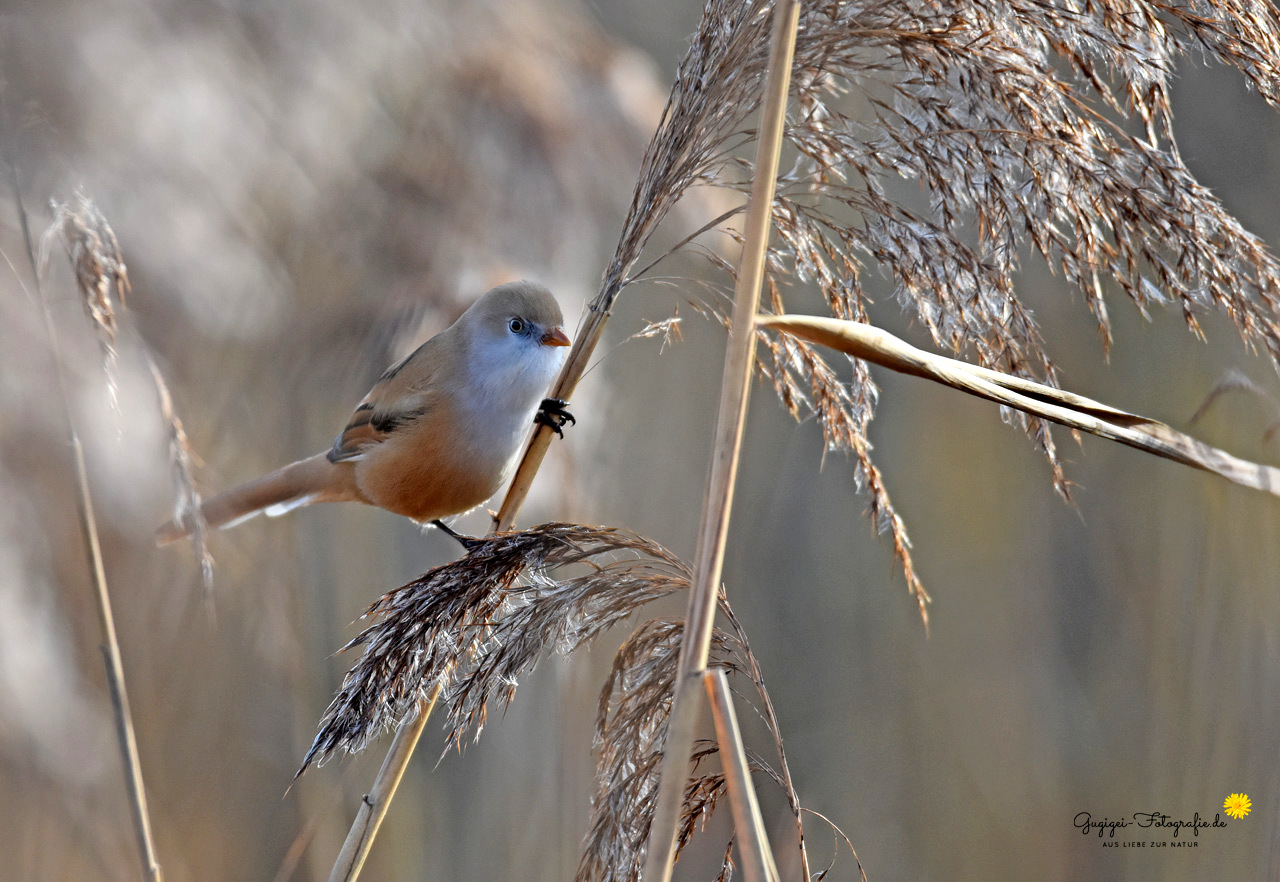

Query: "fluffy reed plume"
left=578, top=613, right=803, bottom=882
left=39, top=191, right=130, bottom=405
left=41, top=193, right=213, bottom=590
left=302, top=524, right=812, bottom=877
left=605, top=0, right=1280, bottom=618
left=301, top=524, right=688, bottom=770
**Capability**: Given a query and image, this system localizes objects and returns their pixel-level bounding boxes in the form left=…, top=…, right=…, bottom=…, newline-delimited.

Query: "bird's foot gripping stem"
left=534, top=398, right=575, bottom=438
left=432, top=520, right=486, bottom=552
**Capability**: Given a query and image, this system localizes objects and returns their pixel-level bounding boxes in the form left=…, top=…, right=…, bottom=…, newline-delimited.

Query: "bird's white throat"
left=464, top=333, right=567, bottom=455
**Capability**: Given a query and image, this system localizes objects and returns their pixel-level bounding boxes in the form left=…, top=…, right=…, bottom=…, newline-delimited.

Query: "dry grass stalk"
left=761, top=314, right=1280, bottom=495
left=643, top=4, right=800, bottom=882
left=7, top=175, right=164, bottom=880
left=704, top=668, right=779, bottom=882
left=326, top=690, right=437, bottom=882
left=74, top=439, right=164, bottom=882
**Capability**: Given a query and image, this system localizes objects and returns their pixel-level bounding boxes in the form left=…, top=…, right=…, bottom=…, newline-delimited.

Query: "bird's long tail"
left=156, top=452, right=364, bottom=545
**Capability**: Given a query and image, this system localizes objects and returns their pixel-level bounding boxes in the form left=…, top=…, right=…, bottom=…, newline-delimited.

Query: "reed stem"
left=704, top=669, right=780, bottom=882
left=496, top=308, right=611, bottom=531
left=328, top=688, right=439, bottom=882
left=641, top=2, right=801, bottom=880
left=6, top=156, right=164, bottom=881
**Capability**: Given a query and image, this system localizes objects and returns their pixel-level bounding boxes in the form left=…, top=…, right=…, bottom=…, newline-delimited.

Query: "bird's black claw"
left=533, top=413, right=564, bottom=438
left=542, top=398, right=576, bottom=425
left=535, top=397, right=575, bottom=438
left=431, top=519, right=485, bottom=552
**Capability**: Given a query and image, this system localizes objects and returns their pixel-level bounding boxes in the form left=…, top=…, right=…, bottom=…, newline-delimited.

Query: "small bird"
left=157, top=281, right=574, bottom=546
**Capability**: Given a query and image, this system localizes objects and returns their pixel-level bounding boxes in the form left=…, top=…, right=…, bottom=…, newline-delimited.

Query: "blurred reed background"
left=2, top=0, right=1279, bottom=880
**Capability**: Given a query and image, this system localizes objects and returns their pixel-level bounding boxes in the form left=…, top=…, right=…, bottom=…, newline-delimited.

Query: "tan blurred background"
left=2, top=1, right=1279, bottom=880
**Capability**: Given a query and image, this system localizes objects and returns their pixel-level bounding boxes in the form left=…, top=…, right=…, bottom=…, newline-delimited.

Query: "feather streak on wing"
left=327, top=337, right=443, bottom=463
left=328, top=399, right=432, bottom=462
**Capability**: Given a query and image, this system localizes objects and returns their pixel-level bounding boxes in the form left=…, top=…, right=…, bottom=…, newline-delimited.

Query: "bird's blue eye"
left=508, top=318, right=525, bottom=334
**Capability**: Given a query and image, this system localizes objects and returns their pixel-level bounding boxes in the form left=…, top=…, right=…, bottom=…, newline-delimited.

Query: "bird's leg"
left=431, top=519, right=486, bottom=552
left=534, top=397, right=576, bottom=438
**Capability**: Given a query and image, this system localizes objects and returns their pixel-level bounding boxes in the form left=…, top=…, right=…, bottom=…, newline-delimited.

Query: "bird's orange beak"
left=542, top=327, right=572, bottom=347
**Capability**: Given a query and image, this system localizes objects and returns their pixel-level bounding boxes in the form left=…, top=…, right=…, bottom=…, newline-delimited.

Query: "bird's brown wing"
left=327, top=399, right=433, bottom=462
left=327, top=340, right=440, bottom=463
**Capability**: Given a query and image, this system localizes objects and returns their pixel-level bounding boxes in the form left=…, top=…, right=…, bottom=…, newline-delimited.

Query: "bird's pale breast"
left=352, top=392, right=534, bottom=522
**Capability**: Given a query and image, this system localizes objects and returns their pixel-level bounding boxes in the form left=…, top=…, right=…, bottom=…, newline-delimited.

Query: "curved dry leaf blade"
left=761, top=314, right=1280, bottom=496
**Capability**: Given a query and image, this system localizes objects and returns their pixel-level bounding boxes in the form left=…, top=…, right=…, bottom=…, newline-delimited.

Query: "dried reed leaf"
left=761, top=314, right=1280, bottom=495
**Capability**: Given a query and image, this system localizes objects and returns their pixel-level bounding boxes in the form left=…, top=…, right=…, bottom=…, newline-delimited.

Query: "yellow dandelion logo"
left=1223, top=793, right=1251, bottom=820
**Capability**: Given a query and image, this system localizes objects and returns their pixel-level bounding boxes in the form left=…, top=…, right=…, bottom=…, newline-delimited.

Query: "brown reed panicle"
left=40, top=191, right=130, bottom=399
left=578, top=613, right=806, bottom=882
left=598, top=0, right=1280, bottom=621
left=300, top=524, right=687, bottom=771
left=41, top=193, right=213, bottom=590
left=301, top=523, right=814, bottom=875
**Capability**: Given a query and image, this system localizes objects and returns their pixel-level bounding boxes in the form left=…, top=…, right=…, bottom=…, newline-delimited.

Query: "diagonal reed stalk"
left=641, top=2, right=800, bottom=880
left=704, top=669, right=780, bottom=882
left=4, top=166, right=163, bottom=879
left=326, top=689, right=438, bottom=882
left=76, top=438, right=164, bottom=882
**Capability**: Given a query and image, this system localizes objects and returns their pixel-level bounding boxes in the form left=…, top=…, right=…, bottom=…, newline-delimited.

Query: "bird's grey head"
left=468, top=281, right=569, bottom=349
left=463, top=281, right=571, bottom=403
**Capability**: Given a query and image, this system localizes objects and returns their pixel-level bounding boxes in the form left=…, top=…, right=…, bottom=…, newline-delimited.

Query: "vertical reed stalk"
left=328, top=687, right=438, bottom=882
left=641, top=3, right=800, bottom=880
left=77, top=438, right=164, bottom=882
left=5, top=160, right=164, bottom=880
left=704, top=669, right=780, bottom=882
